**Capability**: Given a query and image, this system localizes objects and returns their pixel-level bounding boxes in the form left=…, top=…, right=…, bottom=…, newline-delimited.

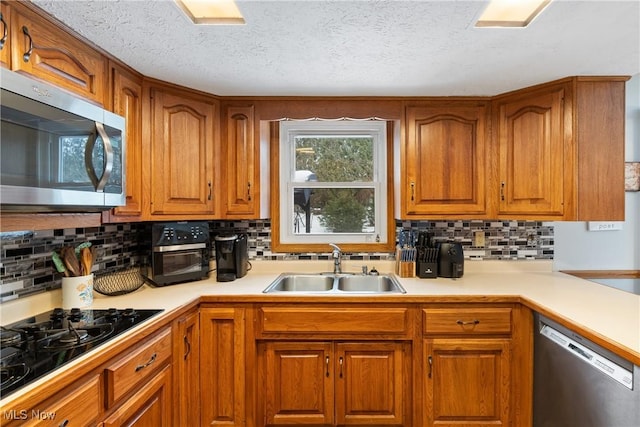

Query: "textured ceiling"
left=33, top=0, right=640, bottom=96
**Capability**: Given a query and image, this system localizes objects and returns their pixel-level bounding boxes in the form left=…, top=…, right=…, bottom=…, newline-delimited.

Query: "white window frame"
left=279, top=120, right=388, bottom=245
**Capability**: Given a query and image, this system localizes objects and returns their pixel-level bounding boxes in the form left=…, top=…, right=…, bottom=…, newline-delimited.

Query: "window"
left=275, top=120, right=392, bottom=250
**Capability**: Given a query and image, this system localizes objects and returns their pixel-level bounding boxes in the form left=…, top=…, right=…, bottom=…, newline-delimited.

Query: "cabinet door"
left=335, top=342, right=410, bottom=426
left=424, top=339, right=511, bottom=427
left=105, top=63, right=143, bottom=221
left=404, top=104, right=489, bottom=218
left=149, top=88, right=217, bottom=217
left=259, top=341, right=334, bottom=426
left=10, top=6, right=106, bottom=104
left=496, top=86, right=566, bottom=217
left=173, top=309, right=200, bottom=426
left=1, top=3, right=10, bottom=68
left=223, top=105, right=258, bottom=218
left=200, top=308, right=245, bottom=427
left=103, top=365, right=172, bottom=427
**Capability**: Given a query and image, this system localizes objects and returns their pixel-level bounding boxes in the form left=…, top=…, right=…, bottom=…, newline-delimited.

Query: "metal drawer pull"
left=325, top=356, right=330, bottom=377
left=428, top=355, right=433, bottom=378
left=457, top=319, right=480, bottom=327
left=135, top=353, right=157, bottom=372
left=59, top=420, right=69, bottom=427
left=339, top=356, right=344, bottom=378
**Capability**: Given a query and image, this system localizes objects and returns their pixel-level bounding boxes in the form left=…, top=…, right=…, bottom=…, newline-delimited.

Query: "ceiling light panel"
left=476, top=0, right=551, bottom=28
left=175, top=0, right=245, bottom=25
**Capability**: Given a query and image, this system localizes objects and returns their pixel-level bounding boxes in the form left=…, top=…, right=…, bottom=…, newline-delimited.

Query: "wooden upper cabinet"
left=495, top=85, right=568, bottom=218
left=1, top=3, right=10, bottom=68
left=148, top=86, right=218, bottom=218
left=574, top=78, right=627, bottom=220
left=9, top=4, right=106, bottom=104
left=104, top=63, right=143, bottom=221
left=223, top=104, right=259, bottom=218
left=404, top=102, right=490, bottom=218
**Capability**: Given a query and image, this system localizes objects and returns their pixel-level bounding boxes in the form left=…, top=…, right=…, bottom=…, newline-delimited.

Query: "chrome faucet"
left=329, top=243, right=342, bottom=274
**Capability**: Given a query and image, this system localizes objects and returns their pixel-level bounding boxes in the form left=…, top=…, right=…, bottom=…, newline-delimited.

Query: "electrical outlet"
left=587, top=222, right=623, bottom=231
left=474, top=230, right=485, bottom=247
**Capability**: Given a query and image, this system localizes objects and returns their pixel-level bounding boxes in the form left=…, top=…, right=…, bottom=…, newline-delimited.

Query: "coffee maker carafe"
left=214, top=234, right=249, bottom=282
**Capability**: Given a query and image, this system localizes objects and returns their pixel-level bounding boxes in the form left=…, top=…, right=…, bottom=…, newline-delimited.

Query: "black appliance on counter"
left=149, top=221, right=210, bottom=286
left=437, top=242, right=464, bottom=278
left=214, top=234, right=249, bottom=282
left=0, top=308, right=163, bottom=397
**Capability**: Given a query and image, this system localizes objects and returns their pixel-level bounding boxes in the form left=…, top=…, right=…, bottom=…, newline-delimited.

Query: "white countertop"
left=1, top=259, right=639, bottom=405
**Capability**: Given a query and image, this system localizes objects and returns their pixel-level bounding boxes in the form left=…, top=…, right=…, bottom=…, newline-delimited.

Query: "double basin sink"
left=263, top=272, right=406, bottom=294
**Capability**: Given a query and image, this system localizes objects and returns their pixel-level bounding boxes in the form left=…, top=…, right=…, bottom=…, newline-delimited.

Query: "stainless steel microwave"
left=0, top=68, right=126, bottom=211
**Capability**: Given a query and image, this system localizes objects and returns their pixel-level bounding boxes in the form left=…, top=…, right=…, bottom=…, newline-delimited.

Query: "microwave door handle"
left=84, top=122, right=114, bottom=192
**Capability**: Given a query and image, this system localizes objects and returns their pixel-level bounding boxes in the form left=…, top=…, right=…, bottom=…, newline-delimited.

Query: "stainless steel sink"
left=263, top=273, right=406, bottom=294
left=337, top=275, right=401, bottom=292
left=264, top=274, right=334, bottom=292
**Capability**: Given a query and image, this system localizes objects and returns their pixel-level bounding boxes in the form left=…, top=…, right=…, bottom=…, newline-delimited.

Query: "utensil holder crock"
left=62, top=274, right=94, bottom=308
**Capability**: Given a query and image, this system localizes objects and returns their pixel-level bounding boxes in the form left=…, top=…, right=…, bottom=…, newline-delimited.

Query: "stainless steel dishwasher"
left=533, top=313, right=640, bottom=427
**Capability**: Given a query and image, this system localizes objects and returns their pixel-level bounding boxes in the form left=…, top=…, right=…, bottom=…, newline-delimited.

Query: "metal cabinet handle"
left=22, top=26, right=33, bottom=62
left=339, top=356, right=344, bottom=378
left=247, top=182, right=252, bottom=201
left=325, top=356, right=330, bottom=377
left=208, top=181, right=212, bottom=200
left=59, top=420, right=69, bottom=427
left=0, top=12, right=7, bottom=50
left=135, top=353, right=157, bottom=372
left=183, top=335, right=191, bottom=360
left=456, top=319, right=480, bottom=331
left=428, top=355, right=433, bottom=378
left=500, top=181, right=505, bottom=201
left=410, top=181, right=415, bottom=201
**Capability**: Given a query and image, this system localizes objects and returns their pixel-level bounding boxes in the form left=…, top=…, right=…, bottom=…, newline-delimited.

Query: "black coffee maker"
left=437, top=242, right=464, bottom=278
left=214, top=234, right=249, bottom=282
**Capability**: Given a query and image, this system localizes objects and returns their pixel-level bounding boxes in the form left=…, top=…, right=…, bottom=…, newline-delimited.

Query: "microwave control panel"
left=152, top=221, right=210, bottom=246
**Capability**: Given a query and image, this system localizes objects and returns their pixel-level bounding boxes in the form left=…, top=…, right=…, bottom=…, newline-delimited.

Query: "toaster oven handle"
left=153, top=243, right=207, bottom=253
left=84, top=122, right=114, bottom=192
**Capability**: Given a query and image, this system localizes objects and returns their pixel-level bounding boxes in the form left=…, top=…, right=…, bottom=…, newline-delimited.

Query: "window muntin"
left=279, top=120, right=388, bottom=245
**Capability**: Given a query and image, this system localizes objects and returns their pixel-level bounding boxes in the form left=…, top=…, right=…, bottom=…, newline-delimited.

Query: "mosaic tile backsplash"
left=1, top=219, right=553, bottom=302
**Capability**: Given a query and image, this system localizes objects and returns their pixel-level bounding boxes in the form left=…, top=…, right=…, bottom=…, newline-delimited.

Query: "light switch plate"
left=587, top=222, right=624, bottom=231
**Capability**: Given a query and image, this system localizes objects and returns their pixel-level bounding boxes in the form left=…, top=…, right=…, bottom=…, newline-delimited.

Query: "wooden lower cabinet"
left=423, top=339, right=511, bottom=427
left=258, top=341, right=411, bottom=426
left=102, top=364, right=173, bottom=427
left=173, top=308, right=200, bottom=426
left=200, top=307, right=246, bottom=427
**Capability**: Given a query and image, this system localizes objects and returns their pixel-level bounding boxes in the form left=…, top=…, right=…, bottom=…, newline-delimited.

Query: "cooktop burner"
left=0, top=307, right=163, bottom=398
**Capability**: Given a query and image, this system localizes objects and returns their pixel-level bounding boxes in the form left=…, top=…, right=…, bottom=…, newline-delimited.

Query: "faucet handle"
left=329, top=243, right=341, bottom=252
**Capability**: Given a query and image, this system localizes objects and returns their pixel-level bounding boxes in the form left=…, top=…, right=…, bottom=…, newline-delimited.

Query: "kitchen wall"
left=0, top=219, right=553, bottom=302
left=554, top=74, right=640, bottom=271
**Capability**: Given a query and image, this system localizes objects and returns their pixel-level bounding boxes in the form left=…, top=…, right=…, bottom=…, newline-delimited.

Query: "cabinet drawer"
left=16, top=375, right=101, bottom=426
left=258, top=307, right=411, bottom=336
left=105, top=327, right=172, bottom=407
left=423, top=307, right=512, bottom=335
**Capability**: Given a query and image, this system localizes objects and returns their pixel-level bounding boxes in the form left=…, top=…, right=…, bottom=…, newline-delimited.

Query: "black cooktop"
left=0, top=307, right=163, bottom=398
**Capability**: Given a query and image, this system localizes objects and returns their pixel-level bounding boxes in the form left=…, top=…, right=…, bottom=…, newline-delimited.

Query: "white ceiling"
left=33, top=0, right=640, bottom=97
